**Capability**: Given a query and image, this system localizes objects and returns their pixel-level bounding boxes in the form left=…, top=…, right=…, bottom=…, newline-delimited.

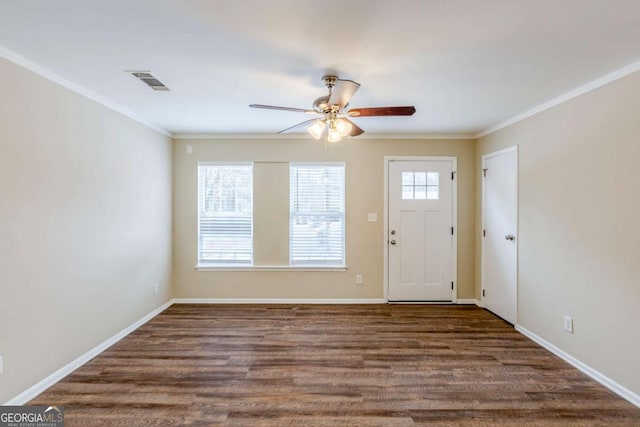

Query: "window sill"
left=195, top=265, right=348, bottom=272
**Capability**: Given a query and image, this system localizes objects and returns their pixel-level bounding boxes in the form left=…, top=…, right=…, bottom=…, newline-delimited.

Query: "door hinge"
left=451, top=171, right=456, bottom=180
left=482, top=168, right=488, bottom=177
left=451, top=226, right=454, bottom=235
left=483, top=229, right=486, bottom=237
left=482, top=289, right=485, bottom=297
left=451, top=281, right=454, bottom=290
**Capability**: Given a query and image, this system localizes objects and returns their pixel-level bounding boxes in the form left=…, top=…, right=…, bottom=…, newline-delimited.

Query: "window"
left=290, top=163, right=345, bottom=265
left=402, top=171, right=439, bottom=200
left=198, top=163, right=253, bottom=265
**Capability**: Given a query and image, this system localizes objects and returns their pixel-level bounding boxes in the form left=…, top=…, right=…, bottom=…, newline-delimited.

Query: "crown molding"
left=0, top=44, right=172, bottom=137
left=172, top=132, right=474, bottom=140
left=475, top=58, right=640, bottom=139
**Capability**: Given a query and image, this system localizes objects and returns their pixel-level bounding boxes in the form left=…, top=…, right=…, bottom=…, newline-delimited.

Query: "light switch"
left=368, top=213, right=378, bottom=223
left=186, top=145, right=193, bottom=154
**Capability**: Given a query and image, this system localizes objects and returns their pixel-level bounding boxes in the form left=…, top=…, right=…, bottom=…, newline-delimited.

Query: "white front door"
left=388, top=159, right=455, bottom=301
left=482, top=147, right=518, bottom=324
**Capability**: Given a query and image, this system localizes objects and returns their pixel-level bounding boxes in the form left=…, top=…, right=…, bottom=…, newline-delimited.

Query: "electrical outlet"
left=153, top=283, right=159, bottom=295
left=0, top=355, right=4, bottom=374
left=355, top=274, right=363, bottom=285
left=186, top=145, right=193, bottom=154
left=564, top=315, right=573, bottom=333
left=367, top=213, right=378, bottom=223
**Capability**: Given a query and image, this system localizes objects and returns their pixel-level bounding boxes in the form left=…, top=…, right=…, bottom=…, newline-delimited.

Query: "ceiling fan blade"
left=347, top=106, right=416, bottom=117
left=278, top=118, right=319, bottom=134
left=328, top=79, right=360, bottom=110
left=344, top=118, right=365, bottom=137
left=250, top=104, right=316, bottom=114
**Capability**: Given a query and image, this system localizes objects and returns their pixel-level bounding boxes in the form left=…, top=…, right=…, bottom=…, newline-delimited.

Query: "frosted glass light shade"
left=335, top=119, right=352, bottom=137
left=327, top=127, right=342, bottom=143
left=307, top=120, right=325, bottom=139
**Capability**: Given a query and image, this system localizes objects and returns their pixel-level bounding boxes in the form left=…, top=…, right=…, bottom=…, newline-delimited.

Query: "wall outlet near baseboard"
left=564, top=315, right=573, bottom=333
left=355, top=274, right=363, bottom=285
left=153, top=283, right=159, bottom=295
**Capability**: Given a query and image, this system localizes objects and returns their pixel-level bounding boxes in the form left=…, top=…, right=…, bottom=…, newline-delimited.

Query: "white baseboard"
left=4, top=300, right=173, bottom=406
left=515, top=325, right=640, bottom=408
left=172, top=298, right=386, bottom=304
left=456, top=299, right=480, bottom=305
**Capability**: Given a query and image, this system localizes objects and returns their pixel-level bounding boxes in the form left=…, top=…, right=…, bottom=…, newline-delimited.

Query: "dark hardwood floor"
left=31, top=304, right=640, bottom=426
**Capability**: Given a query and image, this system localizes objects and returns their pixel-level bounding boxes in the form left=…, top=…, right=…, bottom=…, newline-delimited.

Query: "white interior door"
left=388, top=159, right=455, bottom=301
left=482, top=147, right=518, bottom=324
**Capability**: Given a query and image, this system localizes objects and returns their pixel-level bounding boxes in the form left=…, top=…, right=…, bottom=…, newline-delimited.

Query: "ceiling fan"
left=250, top=75, right=416, bottom=142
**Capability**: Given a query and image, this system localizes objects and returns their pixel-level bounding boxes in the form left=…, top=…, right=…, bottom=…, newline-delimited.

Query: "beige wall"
left=0, top=58, right=173, bottom=403
left=476, top=71, right=640, bottom=395
left=173, top=138, right=475, bottom=300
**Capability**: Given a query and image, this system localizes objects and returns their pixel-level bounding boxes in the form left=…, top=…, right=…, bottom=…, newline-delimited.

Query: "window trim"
left=197, top=161, right=254, bottom=267
left=289, top=161, right=346, bottom=266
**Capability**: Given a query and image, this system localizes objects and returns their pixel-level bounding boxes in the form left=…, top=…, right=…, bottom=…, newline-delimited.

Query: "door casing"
left=383, top=156, right=458, bottom=303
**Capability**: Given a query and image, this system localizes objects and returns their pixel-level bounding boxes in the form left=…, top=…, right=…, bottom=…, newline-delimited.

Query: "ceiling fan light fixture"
left=335, top=119, right=352, bottom=137
left=307, top=119, right=326, bottom=139
left=250, top=74, right=416, bottom=141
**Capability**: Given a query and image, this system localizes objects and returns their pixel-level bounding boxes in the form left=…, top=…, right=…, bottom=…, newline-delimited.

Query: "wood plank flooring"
left=30, top=304, right=640, bottom=426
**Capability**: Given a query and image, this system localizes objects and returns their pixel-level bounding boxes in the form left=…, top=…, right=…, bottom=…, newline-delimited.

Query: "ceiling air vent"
left=127, top=70, right=169, bottom=91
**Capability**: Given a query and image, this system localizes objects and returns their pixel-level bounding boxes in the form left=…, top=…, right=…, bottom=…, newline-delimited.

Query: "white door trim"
left=481, top=145, right=519, bottom=321
left=383, top=156, right=458, bottom=303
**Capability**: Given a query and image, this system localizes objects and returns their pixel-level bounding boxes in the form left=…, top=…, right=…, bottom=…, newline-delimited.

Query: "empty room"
left=1, top=1, right=639, bottom=425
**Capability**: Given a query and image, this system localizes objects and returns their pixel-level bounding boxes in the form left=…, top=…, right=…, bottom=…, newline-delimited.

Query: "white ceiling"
left=1, top=0, right=640, bottom=136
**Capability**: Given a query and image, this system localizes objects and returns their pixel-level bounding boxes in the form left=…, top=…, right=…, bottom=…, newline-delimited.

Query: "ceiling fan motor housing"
left=322, top=75, right=337, bottom=89
left=313, top=95, right=330, bottom=113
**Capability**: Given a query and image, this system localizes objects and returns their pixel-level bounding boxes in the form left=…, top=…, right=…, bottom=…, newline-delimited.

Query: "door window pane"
left=427, top=172, right=439, bottom=199
left=427, top=186, right=439, bottom=200
left=427, top=172, right=439, bottom=185
left=402, top=172, right=414, bottom=185
left=415, top=185, right=427, bottom=199
left=402, top=186, right=414, bottom=199
left=401, top=171, right=439, bottom=200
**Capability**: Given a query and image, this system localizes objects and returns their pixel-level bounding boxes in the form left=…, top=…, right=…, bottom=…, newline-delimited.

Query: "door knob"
left=505, top=234, right=516, bottom=241
left=390, top=240, right=396, bottom=245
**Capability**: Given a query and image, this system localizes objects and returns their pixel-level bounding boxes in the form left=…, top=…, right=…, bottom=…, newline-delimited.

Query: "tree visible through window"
left=198, top=163, right=253, bottom=264
left=290, top=163, right=345, bottom=265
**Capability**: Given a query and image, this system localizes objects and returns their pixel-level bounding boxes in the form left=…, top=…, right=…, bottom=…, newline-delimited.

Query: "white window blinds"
left=290, top=163, right=345, bottom=265
left=198, top=163, right=253, bottom=265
